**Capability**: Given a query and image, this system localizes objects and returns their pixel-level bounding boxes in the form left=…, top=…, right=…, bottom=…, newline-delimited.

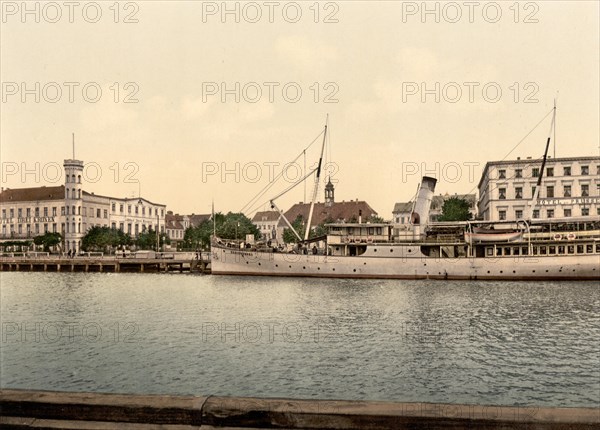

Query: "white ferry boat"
left=211, top=116, right=600, bottom=281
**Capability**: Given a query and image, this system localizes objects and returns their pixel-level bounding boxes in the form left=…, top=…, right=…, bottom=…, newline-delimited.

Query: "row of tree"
left=182, top=212, right=260, bottom=250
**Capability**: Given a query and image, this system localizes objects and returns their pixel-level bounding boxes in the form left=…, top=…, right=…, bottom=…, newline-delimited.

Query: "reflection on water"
left=1, top=272, right=598, bottom=407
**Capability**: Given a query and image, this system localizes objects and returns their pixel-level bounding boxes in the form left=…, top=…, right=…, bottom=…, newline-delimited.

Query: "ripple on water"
left=1, top=273, right=598, bottom=406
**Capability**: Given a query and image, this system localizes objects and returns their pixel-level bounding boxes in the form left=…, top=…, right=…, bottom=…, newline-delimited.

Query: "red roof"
left=0, top=186, right=65, bottom=203
left=283, top=201, right=378, bottom=226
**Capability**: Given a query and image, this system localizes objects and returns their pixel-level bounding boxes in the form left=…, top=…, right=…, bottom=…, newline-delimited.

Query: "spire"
left=325, top=176, right=335, bottom=206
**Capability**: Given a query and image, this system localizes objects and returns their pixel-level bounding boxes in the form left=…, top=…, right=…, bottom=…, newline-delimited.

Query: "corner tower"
left=64, top=158, right=84, bottom=253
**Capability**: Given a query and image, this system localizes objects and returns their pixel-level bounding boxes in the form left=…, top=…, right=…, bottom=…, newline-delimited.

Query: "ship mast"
left=304, top=116, right=328, bottom=241
left=526, top=100, right=556, bottom=220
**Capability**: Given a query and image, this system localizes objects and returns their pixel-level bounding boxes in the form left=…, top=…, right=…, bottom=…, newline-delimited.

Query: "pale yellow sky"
left=1, top=1, right=598, bottom=217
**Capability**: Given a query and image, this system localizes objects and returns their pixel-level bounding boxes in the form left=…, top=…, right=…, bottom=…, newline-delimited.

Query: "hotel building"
left=477, top=156, right=600, bottom=221
left=0, top=158, right=166, bottom=252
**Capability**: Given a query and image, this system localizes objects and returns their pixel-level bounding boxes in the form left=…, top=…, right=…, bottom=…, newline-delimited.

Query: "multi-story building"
left=165, top=212, right=211, bottom=248
left=478, top=156, right=600, bottom=221
left=252, top=211, right=284, bottom=242
left=0, top=158, right=166, bottom=252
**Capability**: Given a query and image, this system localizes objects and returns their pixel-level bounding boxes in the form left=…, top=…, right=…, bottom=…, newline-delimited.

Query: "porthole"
left=318, top=267, right=320, bottom=270
left=408, top=249, right=412, bottom=253
left=303, top=266, right=306, bottom=269
left=353, top=269, right=356, bottom=272
left=332, top=268, right=335, bottom=271
left=258, top=263, right=261, bottom=266
left=289, top=265, right=292, bottom=268
left=275, top=264, right=278, bottom=267
left=374, top=249, right=377, bottom=252
left=390, top=249, right=393, bottom=253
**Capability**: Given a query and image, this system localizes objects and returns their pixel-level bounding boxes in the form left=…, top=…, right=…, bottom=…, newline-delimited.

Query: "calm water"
left=1, top=272, right=598, bottom=407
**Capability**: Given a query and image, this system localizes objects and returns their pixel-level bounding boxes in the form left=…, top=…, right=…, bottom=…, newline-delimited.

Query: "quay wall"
left=1, top=389, right=598, bottom=429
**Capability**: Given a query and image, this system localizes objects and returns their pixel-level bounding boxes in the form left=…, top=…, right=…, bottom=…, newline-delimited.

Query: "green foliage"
left=33, top=232, right=62, bottom=252
left=438, top=198, right=473, bottom=222
left=369, top=215, right=385, bottom=223
left=283, top=215, right=305, bottom=244
left=283, top=215, right=330, bottom=243
left=82, top=226, right=132, bottom=252
left=182, top=212, right=259, bottom=250
left=136, top=228, right=170, bottom=250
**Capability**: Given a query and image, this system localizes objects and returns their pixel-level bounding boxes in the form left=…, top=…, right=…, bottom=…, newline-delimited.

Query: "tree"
left=438, top=198, right=473, bottom=221
left=33, top=232, right=62, bottom=252
left=181, top=212, right=260, bottom=250
left=136, top=228, right=170, bottom=250
left=82, top=227, right=132, bottom=253
left=283, top=215, right=305, bottom=244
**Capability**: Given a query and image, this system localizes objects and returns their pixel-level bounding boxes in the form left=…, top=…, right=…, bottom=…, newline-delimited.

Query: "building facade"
left=0, top=158, right=166, bottom=252
left=252, top=211, right=284, bottom=242
left=478, top=156, right=600, bottom=221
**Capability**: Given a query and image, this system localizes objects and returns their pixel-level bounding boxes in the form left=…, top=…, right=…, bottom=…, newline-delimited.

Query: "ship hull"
left=211, top=247, right=599, bottom=281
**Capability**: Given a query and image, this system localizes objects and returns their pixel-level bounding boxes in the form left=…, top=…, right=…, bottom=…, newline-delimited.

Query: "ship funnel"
left=411, top=176, right=437, bottom=227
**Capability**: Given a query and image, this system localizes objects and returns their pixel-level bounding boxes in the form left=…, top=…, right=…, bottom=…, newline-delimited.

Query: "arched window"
left=78, top=175, right=81, bottom=183
left=66, top=189, right=70, bottom=199
left=71, top=174, right=75, bottom=183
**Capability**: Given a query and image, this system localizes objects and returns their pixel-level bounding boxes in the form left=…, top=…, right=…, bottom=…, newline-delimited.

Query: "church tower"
left=325, top=177, right=335, bottom=207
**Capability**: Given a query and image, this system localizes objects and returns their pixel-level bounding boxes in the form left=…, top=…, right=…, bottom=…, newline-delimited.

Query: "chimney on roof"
left=517, top=157, right=520, bottom=160
left=359, top=209, right=362, bottom=224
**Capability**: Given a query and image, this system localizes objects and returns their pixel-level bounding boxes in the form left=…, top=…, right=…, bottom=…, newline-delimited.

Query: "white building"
left=252, top=211, right=284, bottom=242
left=0, top=158, right=166, bottom=252
left=477, top=156, right=600, bottom=221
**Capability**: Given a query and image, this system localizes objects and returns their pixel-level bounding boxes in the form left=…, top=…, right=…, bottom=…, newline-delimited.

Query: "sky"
left=1, top=0, right=598, bottom=218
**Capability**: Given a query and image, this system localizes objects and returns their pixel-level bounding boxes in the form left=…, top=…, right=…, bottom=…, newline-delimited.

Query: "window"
left=9, top=208, right=14, bottom=217
left=35, top=224, right=39, bottom=234
left=533, top=209, right=540, bottom=218
left=1, top=209, right=5, bottom=218
left=120, top=204, right=124, bottom=213
left=78, top=207, right=81, bottom=215
left=127, top=223, right=132, bottom=234
left=18, top=224, right=22, bottom=234
left=532, top=168, right=539, bottom=177
left=582, top=208, right=589, bottom=216
left=564, top=166, right=571, bottom=176
left=499, top=210, right=506, bottom=220
left=515, top=210, right=523, bottom=219
left=128, top=205, right=132, bottom=214
left=27, top=208, right=32, bottom=217
left=119, top=222, right=124, bottom=231
left=112, top=203, right=116, bottom=212
left=515, top=169, right=522, bottom=178
left=135, top=224, right=139, bottom=235
left=515, top=187, right=522, bottom=199
left=35, top=207, right=39, bottom=217
left=43, top=207, right=47, bottom=216
left=18, top=208, right=22, bottom=218
left=104, top=209, right=108, bottom=218
left=142, top=207, right=146, bottom=216
left=135, top=206, right=139, bottom=215
left=161, top=210, right=164, bottom=217
left=546, top=167, right=554, bottom=177
left=499, top=188, right=506, bottom=199
left=498, top=169, right=506, bottom=179
left=547, top=209, right=554, bottom=218
left=97, top=209, right=101, bottom=218
left=564, top=208, right=572, bottom=217
left=531, top=186, right=536, bottom=197
left=44, top=223, right=48, bottom=233
left=546, top=186, right=554, bottom=198
left=61, top=207, right=65, bottom=215
left=111, top=222, right=116, bottom=229
left=581, top=184, right=589, bottom=197
left=52, top=223, right=57, bottom=233
left=52, top=207, right=56, bottom=216
left=564, top=185, right=571, bottom=197
left=149, top=208, right=152, bottom=216
left=581, top=165, right=589, bottom=175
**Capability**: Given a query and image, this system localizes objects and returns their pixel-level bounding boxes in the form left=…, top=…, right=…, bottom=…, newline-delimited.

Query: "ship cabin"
left=326, top=223, right=391, bottom=256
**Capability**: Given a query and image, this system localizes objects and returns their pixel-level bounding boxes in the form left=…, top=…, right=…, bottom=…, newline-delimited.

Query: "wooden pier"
left=0, top=253, right=211, bottom=274
left=1, top=389, right=598, bottom=429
